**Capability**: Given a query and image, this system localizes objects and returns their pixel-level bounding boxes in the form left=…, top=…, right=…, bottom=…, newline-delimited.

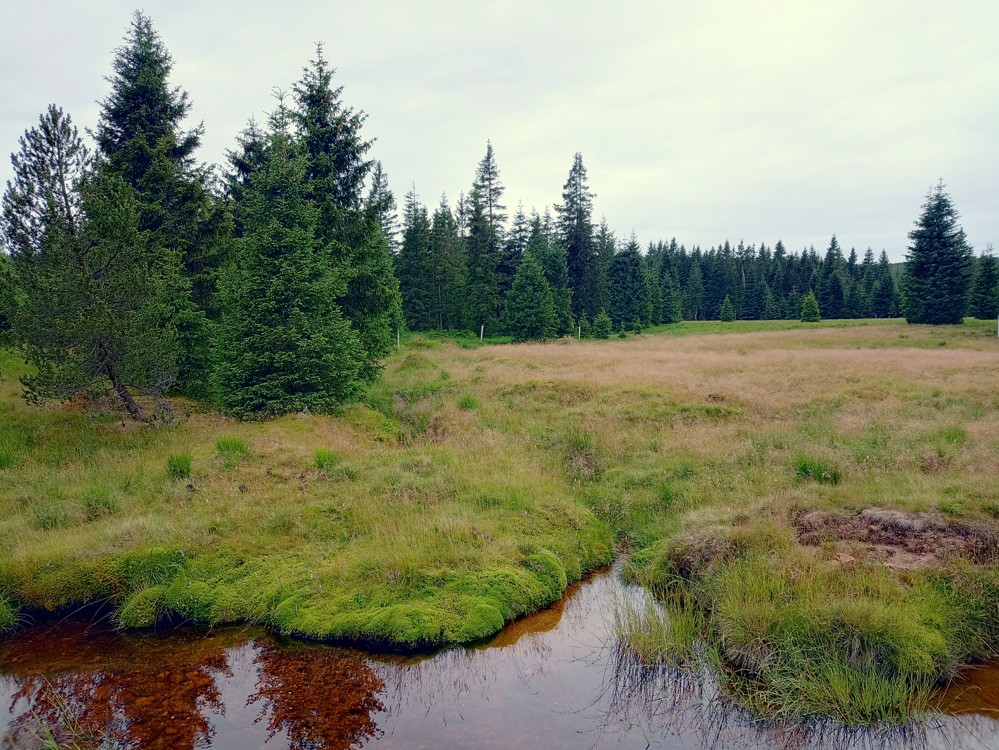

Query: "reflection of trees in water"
left=248, top=643, right=386, bottom=750
left=1, top=628, right=232, bottom=750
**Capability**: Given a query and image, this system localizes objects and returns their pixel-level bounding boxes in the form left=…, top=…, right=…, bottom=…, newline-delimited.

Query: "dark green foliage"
left=684, top=261, right=705, bottom=321
left=465, top=188, right=502, bottom=332
left=800, top=290, right=821, bottom=322
left=592, top=310, right=613, bottom=339
left=429, top=196, right=468, bottom=331
left=2, top=106, right=179, bottom=420
left=528, top=215, right=573, bottom=335
left=557, top=154, right=599, bottom=321
left=292, top=44, right=401, bottom=384
left=968, top=251, right=999, bottom=320
left=902, top=183, right=974, bottom=325
left=213, top=115, right=365, bottom=419
left=720, top=295, right=736, bottom=322
left=365, top=161, right=399, bottom=252
left=95, top=12, right=229, bottom=398
left=608, top=239, right=649, bottom=331
left=474, top=141, right=506, bottom=231
left=872, top=251, right=901, bottom=318
left=816, top=236, right=848, bottom=319
left=503, top=252, right=557, bottom=341
left=661, top=271, right=683, bottom=324
left=499, top=202, right=529, bottom=295
left=397, top=189, right=434, bottom=331
left=0, top=254, right=12, bottom=334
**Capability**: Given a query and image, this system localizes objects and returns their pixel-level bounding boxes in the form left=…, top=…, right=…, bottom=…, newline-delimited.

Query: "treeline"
left=394, top=149, right=999, bottom=339
left=0, top=13, right=400, bottom=420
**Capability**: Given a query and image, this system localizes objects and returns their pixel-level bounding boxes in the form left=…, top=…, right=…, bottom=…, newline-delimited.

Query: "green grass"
left=214, top=435, right=250, bottom=467
left=166, top=452, right=191, bottom=480
left=313, top=448, right=338, bottom=471
left=794, top=453, right=842, bottom=484
left=1, top=318, right=998, bottom=723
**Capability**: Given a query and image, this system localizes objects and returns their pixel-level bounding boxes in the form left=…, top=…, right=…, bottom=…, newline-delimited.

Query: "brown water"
left=2, top=568, right=998, bottom=750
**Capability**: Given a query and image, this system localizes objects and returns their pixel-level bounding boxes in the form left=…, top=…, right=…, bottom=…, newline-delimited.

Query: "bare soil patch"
left=795, top=507, right=999, bottom=569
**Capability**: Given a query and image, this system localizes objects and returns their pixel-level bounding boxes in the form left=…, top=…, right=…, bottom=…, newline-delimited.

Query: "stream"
left=2, top=567, right=998, bottom=749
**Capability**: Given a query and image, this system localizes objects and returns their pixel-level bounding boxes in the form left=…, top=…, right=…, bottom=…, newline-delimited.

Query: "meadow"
left=2, top=317, right=999, bottom=724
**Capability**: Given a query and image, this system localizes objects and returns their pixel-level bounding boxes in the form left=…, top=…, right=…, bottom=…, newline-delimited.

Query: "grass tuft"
left=794, top=453, right=842, bottom=484
left=166, top=452, right=191, bottom=480
left=215, top=436, right=250, bottom=468
left=313, top=448, right=339, bottom=471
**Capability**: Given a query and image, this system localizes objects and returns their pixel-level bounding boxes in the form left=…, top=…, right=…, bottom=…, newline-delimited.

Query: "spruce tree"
left=95, top=12, right=229, bottom=398
left=503, top=252, right=557, bottom=342
left=527, top=215, right=573, bottom=335
left=224, top=118, right=269, bottom=237
left=465, top=187, right=501, bottom=332
left=592, top=310, right=613, bottom=339
left=365, top=161, right=400, bottom=252
left=499, top=202, right=529, bottom=295
left=720, top=295, right=736, bottom=322
left=473, top=141, right=506, bottom=232
left=0, top=253, right=12, bottom=335
left=2, top=107, right=179, bottom=419
left=968, top=250, right=999, bottom=320
left=684, top=262, right=704, bottom=320
left=292, top=45, right=401, bottom=381
left=872, top=251, right=901, bottom=318
left=608, top=239, right=649, bottom=331
left=661, top=271, right=683, bottom=324
left=557, top=154, right=598, bottom=320
left=213, top=107, right=364, bottom=418
left=428, top=195, right=468, bottom=331
left=396, top=188, right=434, bottom=330
left=901, top=182, right=973, bottom=325
left=800, top=290, right=821, bottom=322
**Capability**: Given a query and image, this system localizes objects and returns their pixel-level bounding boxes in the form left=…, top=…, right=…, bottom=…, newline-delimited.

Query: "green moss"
left=118, top=586, right=167, bottom=628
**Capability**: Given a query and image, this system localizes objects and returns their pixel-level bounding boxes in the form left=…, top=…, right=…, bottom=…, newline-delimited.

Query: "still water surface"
left=2, top=567, right=998, bottom=749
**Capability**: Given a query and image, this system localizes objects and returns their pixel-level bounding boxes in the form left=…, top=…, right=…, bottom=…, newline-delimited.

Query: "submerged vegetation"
left=2, top=319, right=999, bottom=726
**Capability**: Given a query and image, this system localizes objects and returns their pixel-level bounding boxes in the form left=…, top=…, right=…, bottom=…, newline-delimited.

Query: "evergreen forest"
left=1, top=11, right=996, bottom=421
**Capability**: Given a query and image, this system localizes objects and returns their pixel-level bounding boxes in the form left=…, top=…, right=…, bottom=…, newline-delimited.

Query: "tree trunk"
left=105, top=362, right=147, bottom=422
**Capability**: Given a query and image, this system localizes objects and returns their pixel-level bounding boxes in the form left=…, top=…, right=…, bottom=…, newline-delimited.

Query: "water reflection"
left=249, top=643, right=384, bottom=750
left=2, top=568, right=999, bottom=750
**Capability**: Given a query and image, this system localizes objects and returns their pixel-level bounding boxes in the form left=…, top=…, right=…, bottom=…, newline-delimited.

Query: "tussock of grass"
left=794, top=453, right=842, bottom=484
left=313, top=448, right=339, bottom=471
left=166, top=452, right=191, bottom=480
left=214, top=436, right=250, bottom=467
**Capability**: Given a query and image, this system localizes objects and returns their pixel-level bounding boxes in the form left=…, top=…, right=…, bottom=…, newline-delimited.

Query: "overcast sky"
left=2, top=0, right=996, bottom=260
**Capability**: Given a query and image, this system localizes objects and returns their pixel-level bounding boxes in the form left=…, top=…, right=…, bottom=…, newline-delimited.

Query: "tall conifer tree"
left=968, top=250, right=999, bottom=320
left=292, top=45, right=401, bottom=380
left=213, top=104, right=364, bottom=418
left=95, top=11, right=229, bottom=397
left=557, top=154, right=598, bottom=321
left=902, top=182, right=973, bottom=325
left=3, top=106, right=178, bottom=419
